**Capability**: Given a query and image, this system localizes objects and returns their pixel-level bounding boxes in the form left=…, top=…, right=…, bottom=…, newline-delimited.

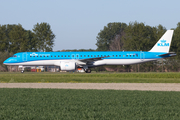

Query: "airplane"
left=3, top=30, right=176, bottom=73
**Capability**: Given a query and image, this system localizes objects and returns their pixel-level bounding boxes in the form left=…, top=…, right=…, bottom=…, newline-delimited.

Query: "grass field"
left=0, top=88, right=180, bottom=119
left=0, top=72, right=180, bottom=83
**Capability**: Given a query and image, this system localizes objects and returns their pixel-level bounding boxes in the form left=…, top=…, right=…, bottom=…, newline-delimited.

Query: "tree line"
left=0, top=22, right=55, bottom=53
left=96, top=22, right=180, bottom=72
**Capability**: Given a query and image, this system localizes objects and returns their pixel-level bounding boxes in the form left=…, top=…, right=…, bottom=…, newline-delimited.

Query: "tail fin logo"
left=157, top=39, right=169, bottom=47
left=160, top=39, right=166, bottom=43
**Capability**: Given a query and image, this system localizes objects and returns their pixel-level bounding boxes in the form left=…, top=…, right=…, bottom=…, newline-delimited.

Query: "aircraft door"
left=22, top=53, right=27, bottom=61
left=140, top=52, right=145, bottom=61
left=71, top=54, right=79, bottom=59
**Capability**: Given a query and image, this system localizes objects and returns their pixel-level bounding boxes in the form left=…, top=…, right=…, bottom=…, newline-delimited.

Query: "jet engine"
left=60, top=61, right=76, bottom=71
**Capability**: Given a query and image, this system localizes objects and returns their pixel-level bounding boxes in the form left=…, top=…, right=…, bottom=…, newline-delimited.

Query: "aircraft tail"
left=149, top=30, right=174, bottom=53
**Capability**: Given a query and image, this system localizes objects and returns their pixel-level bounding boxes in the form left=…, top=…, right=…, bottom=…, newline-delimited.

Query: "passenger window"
left=116, top=55, right=118, bottom=57
left=68, top=55, right=70, bottom=57
left=55, top=55, right=56, bottom=57
left=123, top=55, right=125, bottom=57
left=33, top=56, right=35, bottom=57
left=126, top=55, right=128, bottom=57
left=72, top=55, right=74, bottom=57
left=113, top=55, right=114, bottom=57
left=94, top=55, right=96, bottom=57
left=91, top=55, right=93, bottom=57
left=98, top=55, right=99, bottom=57
left=47, top=56, right=49, bottom=57
left=104, top=55, right=106, bottom=57
left=37, top=56, right=38, bottom=57
left=65, top=55, right=66, bottom=57
left=119, top=55, right=121, bottom=57
left=40, top=56, right=42, bottom=57
left=61, top=55, right=63, bottom=57
left=84, top=55, right=86, bottom=57
left=133, top=55, right=135, bottom=57
left=44, top=56, right=45, bottom=57
left=130, top=55, right=131, bottom=57
left=136, top=54, right=138, bottom=57
left=30, top=56, right=32, bottom=57
left=80, top=55, right=82, bottom=57
left=58, top=55, right=60, bottom=57
left=51, top=55, right=53, bottom=57
left=77, top=55, right=78, bottom=57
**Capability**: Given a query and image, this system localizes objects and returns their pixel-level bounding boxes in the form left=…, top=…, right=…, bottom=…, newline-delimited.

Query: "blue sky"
left=0, top=0, right=180, bottom=51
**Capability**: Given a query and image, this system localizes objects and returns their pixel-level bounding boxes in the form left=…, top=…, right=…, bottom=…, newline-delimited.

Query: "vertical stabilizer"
left=149, top=30, right=174, bottom=53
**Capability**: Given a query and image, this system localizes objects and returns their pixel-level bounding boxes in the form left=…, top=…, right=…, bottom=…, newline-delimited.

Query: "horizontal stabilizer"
left=158, top=52, right=176, bottom=57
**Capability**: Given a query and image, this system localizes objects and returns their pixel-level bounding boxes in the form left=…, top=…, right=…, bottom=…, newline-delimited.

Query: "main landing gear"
left=85, top=69, right=91, bottom=73
left=21, top=70, right=24, bottom=73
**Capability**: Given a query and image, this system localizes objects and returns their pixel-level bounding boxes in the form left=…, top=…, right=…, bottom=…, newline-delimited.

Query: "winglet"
left=149, top=30, right=174, bottom=53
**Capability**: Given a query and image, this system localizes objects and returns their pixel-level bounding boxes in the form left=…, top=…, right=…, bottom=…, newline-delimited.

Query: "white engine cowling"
left=60, top=62, right=76, bottom=71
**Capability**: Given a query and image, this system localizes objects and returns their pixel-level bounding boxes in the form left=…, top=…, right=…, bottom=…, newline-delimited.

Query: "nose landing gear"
left=19, top=66, right=24, bottom=73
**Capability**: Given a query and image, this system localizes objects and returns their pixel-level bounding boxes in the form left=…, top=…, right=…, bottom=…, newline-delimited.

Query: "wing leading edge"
left=78, top=56, right=109, bottom=64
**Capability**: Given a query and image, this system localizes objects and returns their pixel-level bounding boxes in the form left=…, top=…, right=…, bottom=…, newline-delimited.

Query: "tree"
left=122, top=22, right=156, bottom=51
left=0, top=24, right=37, bottom=53
left=8, top=24, right=32, bottom=53
left=96, top=22, right=127, bottom=51
left=0, top=25, right=8, bottom=52
left=25, top=30, right=38, bottom=52
left=171, top=22, right=180, bottom=58
left=0, top=24, right=17, bottom=52
left=109, top=32, right=125, bottom=51
left=33, top=22, right=55, bottom=52
left=0, top=51, right=13, bottom=71
left=162, top=22, right=180, bottom=72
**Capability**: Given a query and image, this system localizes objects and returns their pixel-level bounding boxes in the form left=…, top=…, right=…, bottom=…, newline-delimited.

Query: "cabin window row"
left=30, top=54, right=138, bottom=57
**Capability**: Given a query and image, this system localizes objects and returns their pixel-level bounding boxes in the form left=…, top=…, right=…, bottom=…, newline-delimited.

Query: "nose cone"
left=3, top=58, right=13, bottom=65
left=3, top=59, right=9, bottom=65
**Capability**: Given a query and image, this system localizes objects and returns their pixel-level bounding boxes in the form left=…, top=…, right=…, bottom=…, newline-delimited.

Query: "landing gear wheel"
left=86, top=69, right=91, bottom=73
left=21, top=70, right=24, bottom=73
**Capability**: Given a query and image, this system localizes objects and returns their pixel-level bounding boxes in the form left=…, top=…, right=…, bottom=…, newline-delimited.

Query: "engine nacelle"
left=60, top=62, right=76, bottom=71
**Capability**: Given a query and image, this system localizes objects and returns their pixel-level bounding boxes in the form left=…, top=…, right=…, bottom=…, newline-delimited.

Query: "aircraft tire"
left=21, top=70, right=24, bottom=73
left=86, top=69, right=91, bottom=73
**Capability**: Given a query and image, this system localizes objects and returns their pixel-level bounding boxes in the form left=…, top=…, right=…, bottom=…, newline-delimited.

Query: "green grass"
left=0, top=72, right=180, bottom=83
left=0, top=88, right=180, bottom=119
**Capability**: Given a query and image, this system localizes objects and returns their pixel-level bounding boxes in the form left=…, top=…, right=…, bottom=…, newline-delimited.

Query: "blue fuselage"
left=3, top=51, right=168, bottom=66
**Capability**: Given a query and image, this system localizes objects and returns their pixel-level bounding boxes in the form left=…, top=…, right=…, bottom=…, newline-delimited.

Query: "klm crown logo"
left=30, top=52, right=38, bottom=56
left=157, top=39, right=169, bottom=47
left=160, top=40, right=166, bottom=43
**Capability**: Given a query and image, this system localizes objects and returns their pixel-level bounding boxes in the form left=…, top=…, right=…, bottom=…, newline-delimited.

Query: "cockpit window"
left=11, top=55, right=17, bottom=57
